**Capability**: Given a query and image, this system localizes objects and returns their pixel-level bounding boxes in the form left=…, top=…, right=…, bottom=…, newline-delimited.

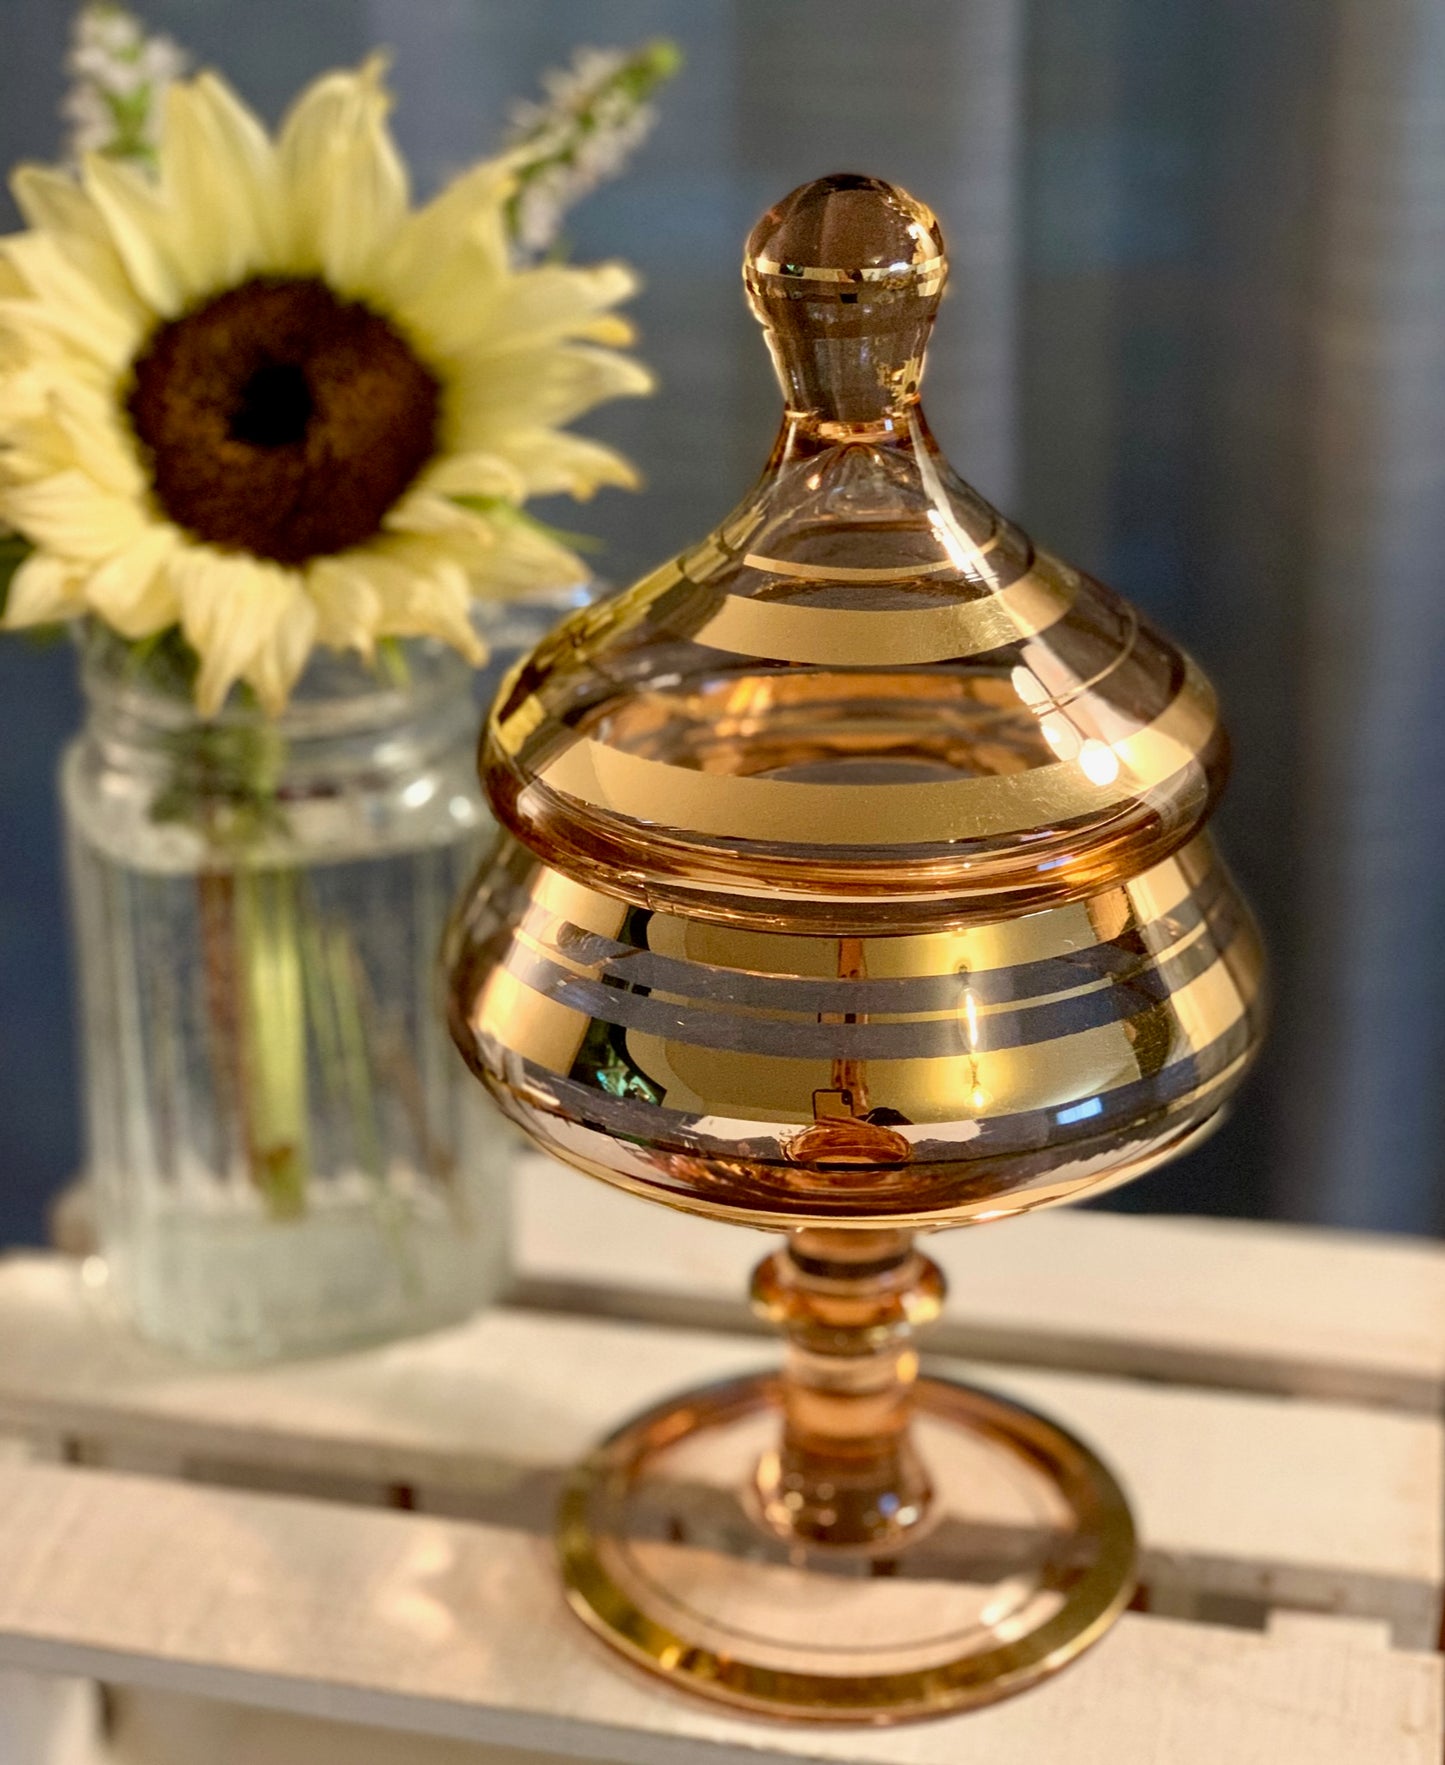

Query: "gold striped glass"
left=448, top=174, right=1265, bottom=1722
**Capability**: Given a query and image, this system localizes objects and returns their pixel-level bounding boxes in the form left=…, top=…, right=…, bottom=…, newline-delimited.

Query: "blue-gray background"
left=2, top=0, right=1443, bottom=1243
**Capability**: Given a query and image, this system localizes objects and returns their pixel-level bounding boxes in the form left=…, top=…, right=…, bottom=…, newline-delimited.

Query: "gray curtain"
left=0, top=0, right=1441, bottom=1237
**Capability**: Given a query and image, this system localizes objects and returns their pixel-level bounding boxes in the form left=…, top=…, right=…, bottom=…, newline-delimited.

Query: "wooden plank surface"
left=108, top=1689, right=545, bottom=1765
left=0, top=1669, right=104, bottom=1765
left=511, top=1157, right=1445, bottom=1411
left=0, top=1461, right=1437, bottom=1765
left=0, top=1255, right=1437, bottom=1644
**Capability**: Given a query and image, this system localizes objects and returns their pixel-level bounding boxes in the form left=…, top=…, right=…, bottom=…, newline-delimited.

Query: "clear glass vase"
left=62, top=626, right=511, bottom=1361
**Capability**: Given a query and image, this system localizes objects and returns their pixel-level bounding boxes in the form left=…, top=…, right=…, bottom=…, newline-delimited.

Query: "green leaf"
left=373, top=636, right=413, bottom=689
left=117, top=624, right=201, bottom=698
left=0, top=533, right=32, bottom=622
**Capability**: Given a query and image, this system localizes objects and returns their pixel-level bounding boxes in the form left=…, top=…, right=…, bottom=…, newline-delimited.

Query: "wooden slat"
left=107, top=1689, right=542, bottom=1765
left=0, top=1442, right=105, bottom=1765
left=0, top=1256, right=1437, bottom=1644
left=1266, top=1612, right=1394, bottom=1650
left=0, top=1461, right=1437, bottom=1765
left=0, top=1669, right=104, bottom=1765
left=510, top=1156, right=1445, bottom=1410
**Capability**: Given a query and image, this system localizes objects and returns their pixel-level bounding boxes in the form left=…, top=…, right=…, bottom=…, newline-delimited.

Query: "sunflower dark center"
left=230, top=361, right=314, bottom=448
left=126, top=277, right=441, bottom=566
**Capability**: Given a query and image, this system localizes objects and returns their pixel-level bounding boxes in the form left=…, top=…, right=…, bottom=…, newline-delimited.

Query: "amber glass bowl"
left=449, top=173, right=1265, bottom=1722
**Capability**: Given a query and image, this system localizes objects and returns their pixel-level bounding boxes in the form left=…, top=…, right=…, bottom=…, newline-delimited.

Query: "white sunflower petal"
left=81, top=153, right=185, bottom=316
left=317, top=121, right=409, bottom=293
left=0, top=233, right=146, bottom=368
left=410, top=449, right=526, bottom=502
left=11, top=165, right=111, bottom=248
left=2, top=550, right=85, bottom=626
left=159, top=74, right=280, bottom=292
left=493, top=428, right=641, bottom=499
left=3, top=407, right=74, bottom=480
left=364, top=545, right=486, bottom=660
left=84, top=526, right=180, bottom=637
left=368, top=157, right=511, bottom=311
left=306, top=558, right=382, bottom=653
left=276, top=57, right=388, bottom=193
left=448, top=344, right=654, bottom=448
left=175, top=549, right=296, bottom=717
left=0, top=300, right=123, bottom=382
left=10, top=166, right=144, bottom=321
left=278, top=55, right=407, bottom=290
left=470, top=516, right=589, bottom=600
left=382, top=489, right=491, bottom=539
left=3, top=395, right=143, bottom=501
left=579, top=314, right=637, bottom=348
left=444, top=262, right=639, bottom=362
left=45, top=383, right=146, bottom=497
left=0, top=366, right=50, bottom=424
left=247, top=586, right=319, bottom=714
left=0, top=471, right=148, bottom=560
left=382, top=238, right=509, bottom=362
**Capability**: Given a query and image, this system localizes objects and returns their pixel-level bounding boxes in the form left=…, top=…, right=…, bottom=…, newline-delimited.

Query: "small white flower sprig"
left=504, top=41, right=683, bottom=259
left=62, top=1, right=187, bottom=167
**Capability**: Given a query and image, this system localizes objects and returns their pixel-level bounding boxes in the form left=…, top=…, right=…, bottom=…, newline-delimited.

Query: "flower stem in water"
left=234, top=864, right=309, bottom=1219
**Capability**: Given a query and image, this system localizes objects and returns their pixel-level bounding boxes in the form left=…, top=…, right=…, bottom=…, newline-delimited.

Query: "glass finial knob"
left=744, top=174, right=946, bottom=427
left=745, top=172, right=945, bottom=287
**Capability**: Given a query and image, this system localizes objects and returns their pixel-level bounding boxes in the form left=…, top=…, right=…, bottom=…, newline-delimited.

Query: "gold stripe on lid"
left=740, top=556, right=961, bottom=581
left=537, top=660, right=1217, bottom=848
left=749, top=254, right=944, bottom=286
left=696, top=566, right=1075, bottom=666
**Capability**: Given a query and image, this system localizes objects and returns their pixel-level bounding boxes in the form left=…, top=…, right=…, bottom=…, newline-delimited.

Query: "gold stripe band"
left=477, top=908, right=1259, bottom=1125
left=739, top=555, right=960, bottom=582
left=698, top=564, right=1072, bottom=666
left=537, top=660, right=1216, bottom=847
left=749, top=256, right=946, bottom=293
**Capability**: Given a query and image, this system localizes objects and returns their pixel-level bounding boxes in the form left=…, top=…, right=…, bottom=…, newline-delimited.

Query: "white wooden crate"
left=0, top=1153, right=1439, bottom=1764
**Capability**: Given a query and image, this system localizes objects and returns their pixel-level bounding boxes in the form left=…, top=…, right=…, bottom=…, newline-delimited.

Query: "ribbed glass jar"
left=62, top=628, right=508, bottom=1361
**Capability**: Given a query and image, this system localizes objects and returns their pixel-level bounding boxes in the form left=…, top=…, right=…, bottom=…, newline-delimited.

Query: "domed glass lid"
left=483, top=175, right=1226, bottom=932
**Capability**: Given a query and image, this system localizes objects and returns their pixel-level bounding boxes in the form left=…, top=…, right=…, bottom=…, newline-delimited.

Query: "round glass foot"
left=559, top=1371, right=1137, bottom=1723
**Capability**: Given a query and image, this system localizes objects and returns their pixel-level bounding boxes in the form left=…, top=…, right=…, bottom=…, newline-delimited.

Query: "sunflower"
left=0, top=56, right=651, bottom=713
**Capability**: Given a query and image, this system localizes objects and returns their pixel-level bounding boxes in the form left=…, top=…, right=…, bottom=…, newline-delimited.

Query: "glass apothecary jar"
left=62, top=626, right=511, bottom=1361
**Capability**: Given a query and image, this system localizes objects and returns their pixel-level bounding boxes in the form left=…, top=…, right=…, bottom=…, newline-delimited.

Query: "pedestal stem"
left=750, top=1226, right=945, bottom=1550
